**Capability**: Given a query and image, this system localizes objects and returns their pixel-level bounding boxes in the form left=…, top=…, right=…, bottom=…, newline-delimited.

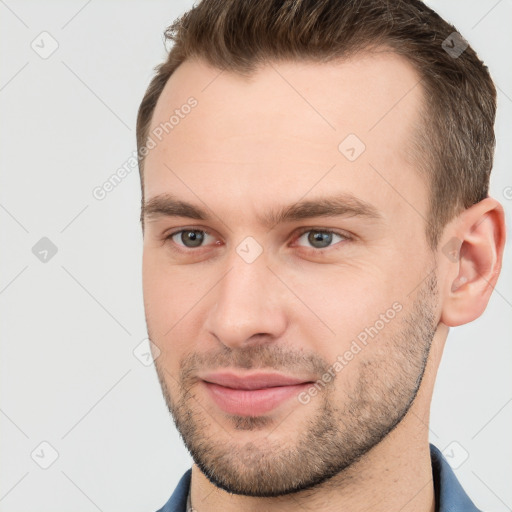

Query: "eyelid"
left=292, top=226, right=352, bottom=241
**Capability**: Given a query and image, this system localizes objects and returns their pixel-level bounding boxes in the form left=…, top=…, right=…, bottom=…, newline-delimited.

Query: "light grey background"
left=0, top=1, right=511, bottom=511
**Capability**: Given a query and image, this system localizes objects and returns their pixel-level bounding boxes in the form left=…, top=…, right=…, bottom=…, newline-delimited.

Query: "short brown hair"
left=136, top=0, right=497, bottom=250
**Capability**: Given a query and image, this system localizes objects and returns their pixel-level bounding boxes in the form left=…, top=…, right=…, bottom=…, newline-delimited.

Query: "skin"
left=141, top=51, right=505, bottom=512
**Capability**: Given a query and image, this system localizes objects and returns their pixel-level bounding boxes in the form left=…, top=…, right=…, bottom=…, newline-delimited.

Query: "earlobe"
left=440, top=198, right=506, bottom=327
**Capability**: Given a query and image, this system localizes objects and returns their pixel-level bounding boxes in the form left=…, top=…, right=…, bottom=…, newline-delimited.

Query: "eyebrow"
left=142, top=192, right=383, bottom=229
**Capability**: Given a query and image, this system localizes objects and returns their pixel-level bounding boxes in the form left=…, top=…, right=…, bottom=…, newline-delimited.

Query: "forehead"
left=144, top=52, right=427, bottom=225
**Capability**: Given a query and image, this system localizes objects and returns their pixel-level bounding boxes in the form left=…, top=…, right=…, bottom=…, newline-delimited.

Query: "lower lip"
left=202, top=381, right=311, bottom=416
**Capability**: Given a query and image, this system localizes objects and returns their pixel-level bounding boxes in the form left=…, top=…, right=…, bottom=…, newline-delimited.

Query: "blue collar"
left=430, top=443, right=481, bottom=512
left=156, top=443, right=481, bottom=512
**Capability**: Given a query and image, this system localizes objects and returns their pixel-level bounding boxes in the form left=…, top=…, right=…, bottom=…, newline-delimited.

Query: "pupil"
left=308, top=231, right=332, bottom=248
left=183, top=230, right=203, bottom=247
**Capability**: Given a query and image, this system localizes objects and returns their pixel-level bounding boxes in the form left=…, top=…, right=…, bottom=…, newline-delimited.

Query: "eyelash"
left=163, top=227, right=352, bottom=254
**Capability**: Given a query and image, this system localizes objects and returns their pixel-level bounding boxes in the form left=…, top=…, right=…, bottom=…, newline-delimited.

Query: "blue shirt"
left=156, top=443, right=482, bottom=512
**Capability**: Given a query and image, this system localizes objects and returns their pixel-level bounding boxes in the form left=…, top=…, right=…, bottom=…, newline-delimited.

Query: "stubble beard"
left=152, top=273, right=439, bottom=497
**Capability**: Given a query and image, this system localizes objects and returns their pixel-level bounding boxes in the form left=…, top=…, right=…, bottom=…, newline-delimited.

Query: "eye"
left=294, top=229, right=349, bottom=250
left=166, top=229, right=217, bottom=249
left=164, top=227, right=351, bottom=254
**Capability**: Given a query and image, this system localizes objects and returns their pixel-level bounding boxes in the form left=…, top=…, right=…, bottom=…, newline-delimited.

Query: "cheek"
left=288, top=262, right=393, bottom=324
left=142, top=250, right=210, bottom=363
left=142, top=250, right=188, bottom=336
left=283, top=263, right=404, bottom=366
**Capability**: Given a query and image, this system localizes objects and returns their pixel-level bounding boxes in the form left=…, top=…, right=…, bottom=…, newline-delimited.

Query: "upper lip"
left=201, top=372, right=313, bottom=390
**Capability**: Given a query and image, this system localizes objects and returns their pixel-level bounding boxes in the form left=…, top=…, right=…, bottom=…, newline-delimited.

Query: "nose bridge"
left=205, top=246, right=287, bottom=348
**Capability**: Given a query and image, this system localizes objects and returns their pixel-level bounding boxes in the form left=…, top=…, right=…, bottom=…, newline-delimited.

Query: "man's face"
left=142, top=53, right=441, bottom=496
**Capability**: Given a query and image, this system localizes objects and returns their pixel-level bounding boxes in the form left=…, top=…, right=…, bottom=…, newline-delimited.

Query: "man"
left=137, top=0, right=506, bottom=511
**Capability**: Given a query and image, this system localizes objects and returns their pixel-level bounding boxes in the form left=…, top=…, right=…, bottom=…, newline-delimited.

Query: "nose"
left=204, top=254, right=288, bottom=350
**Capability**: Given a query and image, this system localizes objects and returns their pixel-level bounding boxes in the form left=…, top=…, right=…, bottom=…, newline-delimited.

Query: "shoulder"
left=155, top=469, right=192, bottom=512
left=430, top=443, right=484, bottom=512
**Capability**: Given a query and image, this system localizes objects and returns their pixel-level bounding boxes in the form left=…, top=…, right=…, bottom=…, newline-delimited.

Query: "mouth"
left=200, top=372, right=314, bottom=416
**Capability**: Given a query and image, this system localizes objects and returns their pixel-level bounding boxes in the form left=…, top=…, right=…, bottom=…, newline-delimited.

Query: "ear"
left=439, top=197, right=506, bottom=327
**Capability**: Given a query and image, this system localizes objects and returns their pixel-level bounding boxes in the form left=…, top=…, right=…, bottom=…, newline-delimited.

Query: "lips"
left=202, top=372, right=311, bottom=390
left=200, top=372, right=314, bottom=416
